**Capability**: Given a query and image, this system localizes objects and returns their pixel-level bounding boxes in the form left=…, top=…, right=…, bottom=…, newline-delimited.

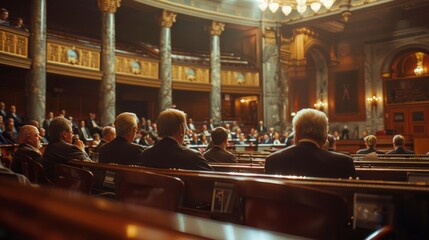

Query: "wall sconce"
left=414, top=52, right=424, bottom=76
left=367, top=96, right=381, bottom=108
left=313, top=100, right=328, bottom=110
left=240, top=98, right=246, bottom=103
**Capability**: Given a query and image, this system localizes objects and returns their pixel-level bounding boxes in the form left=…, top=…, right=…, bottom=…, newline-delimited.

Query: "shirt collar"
left=298, top=139, right=321, bottom=148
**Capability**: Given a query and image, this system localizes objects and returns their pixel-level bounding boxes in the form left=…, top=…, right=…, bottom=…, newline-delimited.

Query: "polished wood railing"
left=0, top=179, right=298, bottom=240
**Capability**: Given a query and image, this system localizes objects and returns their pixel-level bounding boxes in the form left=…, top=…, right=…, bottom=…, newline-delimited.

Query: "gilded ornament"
left=98, top=0, right=121, bottom=13
left=160, top=10, right=177, bottom=28
left=264, top=27, right=276, bottom=46
left=210, top=21, right=225, bottom=36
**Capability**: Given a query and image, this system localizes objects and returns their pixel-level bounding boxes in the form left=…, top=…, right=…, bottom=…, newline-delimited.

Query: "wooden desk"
left=0, top=179, right=303, bottom=240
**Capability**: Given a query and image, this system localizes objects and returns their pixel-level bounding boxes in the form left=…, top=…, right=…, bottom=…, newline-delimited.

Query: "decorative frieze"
left=221, top=70, right=259, bottom=87
left=116, top=55, right=158, bottom=79
left=172, top=64, right=209, bottom=83
left=47, top=42, right=100, bottom=70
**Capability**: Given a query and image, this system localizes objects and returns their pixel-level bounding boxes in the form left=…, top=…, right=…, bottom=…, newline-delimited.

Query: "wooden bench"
left=0, top=178, right=299, bottom=240
left=68, top=160, right=429, bottom=238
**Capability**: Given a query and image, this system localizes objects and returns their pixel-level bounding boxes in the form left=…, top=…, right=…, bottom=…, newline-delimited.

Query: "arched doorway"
left=384, top=50, right=429, bottom=136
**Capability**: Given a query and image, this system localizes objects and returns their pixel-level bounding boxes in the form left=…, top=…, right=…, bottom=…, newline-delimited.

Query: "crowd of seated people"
left=0, top=8, right=28, bottom=31
left=1, top=98, right=428, bottom=181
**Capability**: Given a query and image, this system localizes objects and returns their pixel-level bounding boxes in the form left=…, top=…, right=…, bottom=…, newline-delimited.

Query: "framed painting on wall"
left=329, top=70, right=365, bottom=121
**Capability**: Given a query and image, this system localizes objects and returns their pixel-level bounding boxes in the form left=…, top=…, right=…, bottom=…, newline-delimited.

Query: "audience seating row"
left=65, top=160, right=429, bottom=239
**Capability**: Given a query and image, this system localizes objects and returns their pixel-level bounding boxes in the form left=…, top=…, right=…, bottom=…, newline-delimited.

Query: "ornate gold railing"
left=116, top=54, right=158, bottom=79
left=0, top=26, right=28, bottom=58
left=172, top=64, right=210, bottom=84
left=221, top=70, right=259, bottom=87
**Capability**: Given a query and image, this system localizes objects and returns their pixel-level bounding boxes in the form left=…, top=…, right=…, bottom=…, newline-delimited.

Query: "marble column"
left=364, top=45, right=385, bottom=134
left=262, top=27, right=283, bottom=131
left=279, top=37, right=291, bottom=132
left=26, top=0, right=46, bottom=124
left=98, top=0, right=120, bottom=126
left=209, top=21, right=224, bottom=125
left=159, top=10, right=176, bottom=112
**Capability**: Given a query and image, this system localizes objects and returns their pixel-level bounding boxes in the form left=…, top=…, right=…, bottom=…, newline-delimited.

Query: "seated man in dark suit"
left=265, top=108, right=355, bottom=179
left=7, top=105, right=23, bottom=131
left=97, top=126, right=116, bottom=150
left=11, top=125, right=43, bottom=174
left=386, top=135, right=415, bottom=154
left=204, top=127, right=237, bottom=163
left=43, top=117, right=91, bottom=175
left=140, top=108, right=213, bottom=171
left=356, top=135, right=385, bottom=154
left=77, top=120, right=93, bottom=144
left=2, top=121, right=18, bottom=144
left=99, top=112, right=145, bottom=165
left=1, top=160, right=32, bottom=185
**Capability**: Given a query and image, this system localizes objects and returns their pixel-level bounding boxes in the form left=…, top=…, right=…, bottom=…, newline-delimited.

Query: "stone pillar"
left=98, top=0, right=120, bottom=126
left=364, top=45, right=385, bottom=134
left=262, top=27, right=283, bottom=131
left=26, top=0, right=46, bottom=124
left=279, top=37, right=292, bottom=132
left=209, top=21, right=225, bottom=125
left=159, top=10, right=176, bottom=112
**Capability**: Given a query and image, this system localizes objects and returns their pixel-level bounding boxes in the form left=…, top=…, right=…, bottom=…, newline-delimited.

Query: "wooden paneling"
left=385, top=103, right=429, bottom=136
left=173, top=90, right=209, bottom=121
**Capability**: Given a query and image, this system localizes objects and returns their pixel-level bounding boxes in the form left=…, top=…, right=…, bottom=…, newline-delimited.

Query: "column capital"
left=98, top=0, right=121, bottom=13
left=160, top=10, right=177, bottom=28
left=210, top=21, right=225, bottom=36
left=263, top=27, right=276, bottom=46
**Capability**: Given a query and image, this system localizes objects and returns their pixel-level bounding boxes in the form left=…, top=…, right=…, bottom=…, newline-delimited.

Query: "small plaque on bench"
left=211, top=182, right=235, bottom=213
left=353, top=193, right=394, bottom=230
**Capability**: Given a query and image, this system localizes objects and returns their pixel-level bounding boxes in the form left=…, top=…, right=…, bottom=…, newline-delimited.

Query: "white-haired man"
left=99, top=112, right=145, bottom=165
left=265, top=108, right=355, bottom=179
left=386, top=135, right=415, bottom=154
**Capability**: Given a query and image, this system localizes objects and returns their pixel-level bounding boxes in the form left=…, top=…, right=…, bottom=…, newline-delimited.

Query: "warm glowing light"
left=282, top=5, right=293, bottom=15
left=240, top=98, right=246, bottom=103
left=313, top=100, right=328, bottom=110
left=258, top=0, right=336, bottom=16
left=269, top=2, right=280, bottom=13
left=310, top=2, right=321, bottom=12
left=258, top=0, right=268, bottom=11
left=322, top=0, right=334, bottom=9
left=367, top=96, right=382, bottom=106
left=414, top=52, right=425, bottom=76
left=297, top=4, right=307, bottom=14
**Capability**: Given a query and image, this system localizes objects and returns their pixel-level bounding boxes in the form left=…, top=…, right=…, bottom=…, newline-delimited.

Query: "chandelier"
left=258, top=0, right=336, bottom=16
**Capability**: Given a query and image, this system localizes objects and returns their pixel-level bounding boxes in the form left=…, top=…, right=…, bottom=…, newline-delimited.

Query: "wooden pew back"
left=68, top=160, right=429, bottom=238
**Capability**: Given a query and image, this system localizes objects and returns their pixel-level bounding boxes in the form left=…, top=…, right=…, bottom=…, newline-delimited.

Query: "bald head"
left=18, top=125, right=42, bottom=149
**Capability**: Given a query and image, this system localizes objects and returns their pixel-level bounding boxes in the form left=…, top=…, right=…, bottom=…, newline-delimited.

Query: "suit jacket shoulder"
left=203, top=147, right=237, bottom=163
left=43, top=140, right=91, bottom=164
left=11, top=144, right=43, bottom=174
left=265, top=142, right=355, bottom=179
left=140, top=138, right=213, bottom=171
left=99, top=137, right=145, bottom=165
